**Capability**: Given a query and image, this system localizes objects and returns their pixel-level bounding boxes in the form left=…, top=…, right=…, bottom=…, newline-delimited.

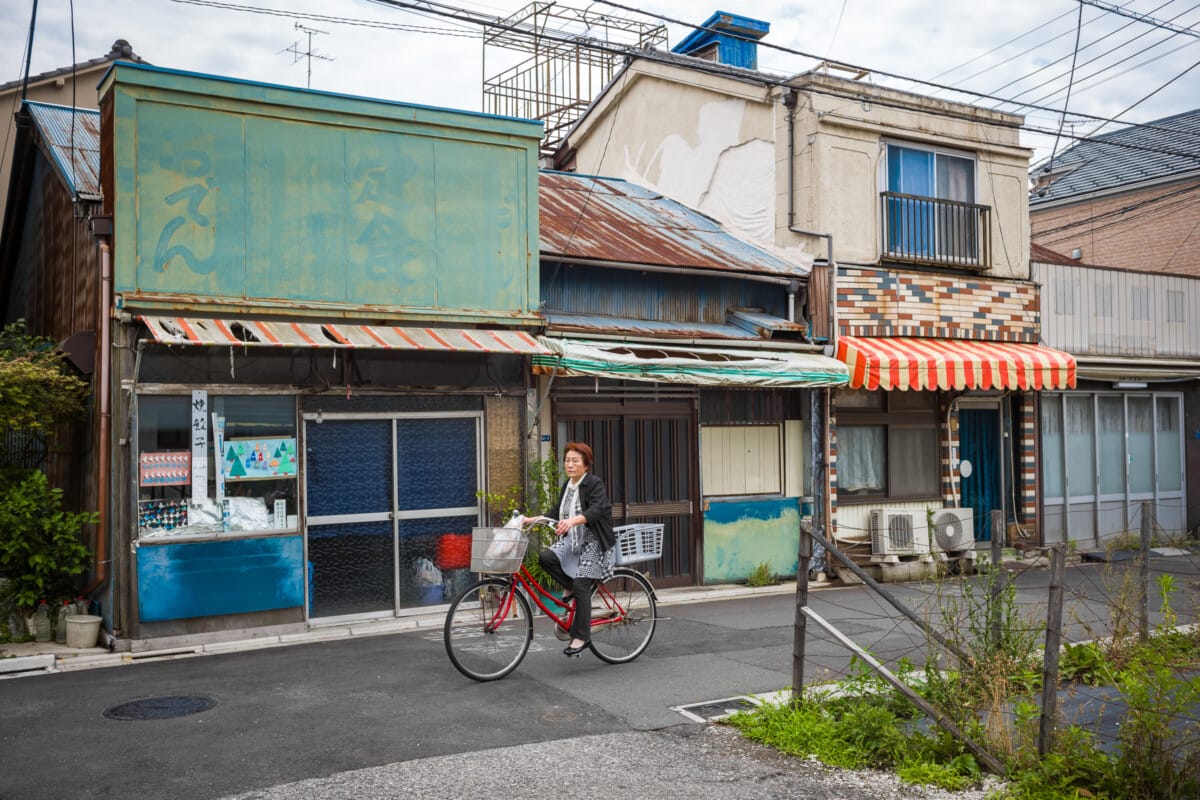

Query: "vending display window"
left=136, top=393, right=298, bottom=538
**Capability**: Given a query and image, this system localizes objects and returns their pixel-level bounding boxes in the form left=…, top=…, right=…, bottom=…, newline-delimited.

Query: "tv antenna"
left=282, top=22, right=334, bottom=88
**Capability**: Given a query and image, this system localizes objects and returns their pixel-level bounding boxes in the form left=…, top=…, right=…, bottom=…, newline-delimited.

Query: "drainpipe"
left=783, top=88, right=837, bottom=349
left=784, top=88, right=839, bottom=543
left=85, top=219, right=113, bottom=601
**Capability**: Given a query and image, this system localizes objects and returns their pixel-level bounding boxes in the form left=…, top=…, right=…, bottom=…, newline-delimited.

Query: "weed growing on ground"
left=746, top=561, right=777, bottom=587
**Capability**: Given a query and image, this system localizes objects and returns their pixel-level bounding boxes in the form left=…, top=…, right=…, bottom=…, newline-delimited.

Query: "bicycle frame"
left=480, top=564, right=629, bottom=634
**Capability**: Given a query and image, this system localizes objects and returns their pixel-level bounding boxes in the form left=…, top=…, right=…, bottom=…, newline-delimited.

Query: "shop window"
left=137, top=394, right=297, bottom=538
left=835, top=390, right=939, bottom=502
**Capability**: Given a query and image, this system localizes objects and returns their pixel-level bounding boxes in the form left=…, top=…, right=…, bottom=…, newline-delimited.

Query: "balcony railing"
left=880, top=192, right=991, bottom=268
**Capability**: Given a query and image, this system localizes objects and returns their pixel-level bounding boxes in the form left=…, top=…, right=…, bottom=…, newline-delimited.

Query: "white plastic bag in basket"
left=483, top=514, right=525, bottom=566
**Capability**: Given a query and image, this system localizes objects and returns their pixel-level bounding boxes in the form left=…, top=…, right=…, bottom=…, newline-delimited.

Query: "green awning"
left=532, top=337, right=849, bottom=388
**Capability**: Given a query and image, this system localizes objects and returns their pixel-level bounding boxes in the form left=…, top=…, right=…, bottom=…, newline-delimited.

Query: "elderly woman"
left=538, top=441, right=615, bottom=657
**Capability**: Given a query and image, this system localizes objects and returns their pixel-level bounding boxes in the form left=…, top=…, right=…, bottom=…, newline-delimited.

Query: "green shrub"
left=0, top=470, right=96, bottom=612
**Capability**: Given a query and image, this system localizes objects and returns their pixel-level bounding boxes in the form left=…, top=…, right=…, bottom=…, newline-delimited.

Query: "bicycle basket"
left=613, top=523, right=664, bottom=565
left=470, top=527, right=530, bottom=573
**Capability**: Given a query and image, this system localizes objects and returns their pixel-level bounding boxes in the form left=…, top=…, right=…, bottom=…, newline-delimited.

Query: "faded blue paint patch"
left=705, top=496, right=798, bottom=524
left=703, top=498, right=800, bottom=583
left=137, top=536, right=303, bottom=622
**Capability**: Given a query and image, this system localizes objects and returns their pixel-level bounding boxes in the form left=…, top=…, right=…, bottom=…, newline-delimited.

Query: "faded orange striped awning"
left=835, top=336, right=1076, bottom=391
left=139, top=316, right=548, bottom=355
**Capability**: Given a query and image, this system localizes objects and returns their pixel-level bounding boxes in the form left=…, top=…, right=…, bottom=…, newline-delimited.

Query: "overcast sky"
left=7, top=0, right=1200, bottom=164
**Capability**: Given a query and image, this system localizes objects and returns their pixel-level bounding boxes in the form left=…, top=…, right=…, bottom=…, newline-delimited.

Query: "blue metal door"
left=305, top=420, right=395, bottom=618
left=958, top=408, right=1001, bottom=543
left=304, top=414, right=482, bottom=619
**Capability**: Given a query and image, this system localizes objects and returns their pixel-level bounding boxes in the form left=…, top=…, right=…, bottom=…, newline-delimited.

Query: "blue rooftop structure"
left=671, top=11, right=770, bottom=71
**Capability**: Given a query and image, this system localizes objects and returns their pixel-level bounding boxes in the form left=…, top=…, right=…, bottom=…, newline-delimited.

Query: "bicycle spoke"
left=588, top=568, right=656, bottom=664
left=444, top=578, right=533, bottom=681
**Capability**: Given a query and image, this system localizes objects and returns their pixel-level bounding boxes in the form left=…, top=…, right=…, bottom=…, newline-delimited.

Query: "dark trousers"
left=538, top=549, right=595, bottom=642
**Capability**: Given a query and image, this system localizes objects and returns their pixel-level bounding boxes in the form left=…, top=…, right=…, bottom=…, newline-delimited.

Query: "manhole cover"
left=674, top=696, right=758, bottom=722
left=103, top=695, right=217, bottom=721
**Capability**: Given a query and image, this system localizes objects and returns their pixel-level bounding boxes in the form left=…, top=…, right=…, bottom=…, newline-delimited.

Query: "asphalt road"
left=1, top=556, right=1194, bottom=800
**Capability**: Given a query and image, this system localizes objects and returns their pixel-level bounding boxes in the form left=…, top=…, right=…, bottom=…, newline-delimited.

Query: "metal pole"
left=1039, top=544, right=1065, bottom=755
left=809, top=525, right=972, bottom=666
left=990, top=509, right=1005, bottom=650
left=794, top=387, right=827, bottom=704
left=792, top=517, right=811, bottom=705
left=1140, top=500, right=1151, bottom=643
left=804, top=606, right=1007, bottom=777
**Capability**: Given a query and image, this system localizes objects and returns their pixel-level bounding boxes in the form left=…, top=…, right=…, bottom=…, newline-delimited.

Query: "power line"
left=1079, top=0, right=1200, bottom=37
left=589, top=0, right=1200, bottom=143
left=173, top=0, right=1200, bottom=161
left=1047, top=3, right=1086, bottom=179
left=989, top=0, right=1195, bottom=107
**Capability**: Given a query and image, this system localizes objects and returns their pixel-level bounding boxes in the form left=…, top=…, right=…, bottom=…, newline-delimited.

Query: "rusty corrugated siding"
left=25, top=101, right=101, bottom=199
left=539, top=171, right=805, bottom=278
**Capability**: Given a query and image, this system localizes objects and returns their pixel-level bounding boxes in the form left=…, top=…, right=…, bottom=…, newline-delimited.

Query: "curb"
left=1, top=581, right=803, bottom=678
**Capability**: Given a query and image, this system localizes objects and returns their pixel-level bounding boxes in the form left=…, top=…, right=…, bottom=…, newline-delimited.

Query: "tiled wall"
left=837, top=266, right=1041, bottom=343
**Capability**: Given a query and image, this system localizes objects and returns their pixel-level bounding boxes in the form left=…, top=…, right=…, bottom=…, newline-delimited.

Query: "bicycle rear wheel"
left=444, top=578, right=533, bottom=681
left=588, top=567, right=656, bottom=664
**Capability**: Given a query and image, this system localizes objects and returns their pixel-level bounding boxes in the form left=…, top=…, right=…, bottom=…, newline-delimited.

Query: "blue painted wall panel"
left=703, top=497, right=800, bottom=583
left=137, top=536, right=304, bottom=622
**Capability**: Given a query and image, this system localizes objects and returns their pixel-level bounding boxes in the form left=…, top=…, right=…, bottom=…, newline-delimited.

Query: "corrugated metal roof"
left=24, top=101, right=100, bottom=199
left=539, top=170, right=805, bottom=279
left=1030, top=107, right=1200, bottom=205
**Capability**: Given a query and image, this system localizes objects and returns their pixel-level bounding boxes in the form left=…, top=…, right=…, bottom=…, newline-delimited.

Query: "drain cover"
left=674, top=696, right=758, bottom=722
left=103, top=695, right=217, bottom=721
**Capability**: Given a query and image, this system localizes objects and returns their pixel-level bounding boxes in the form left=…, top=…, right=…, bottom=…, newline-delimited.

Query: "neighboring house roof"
left=0, top=39, right=144, bottom=94
left=1030, top=242, right=1083, bottom=266
left=23, top=102, right=101, bottom=200
left=1030, top=107, right=1200, bottom=205
left=538, top=170, right=805, bottom=280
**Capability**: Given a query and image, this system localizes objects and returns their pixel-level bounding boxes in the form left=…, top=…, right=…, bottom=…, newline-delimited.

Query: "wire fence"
left=795, top=501, right=1200, bottom=782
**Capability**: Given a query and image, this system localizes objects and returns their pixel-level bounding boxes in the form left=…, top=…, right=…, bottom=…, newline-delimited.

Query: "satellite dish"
left=959, top=459, right=973, bottom=478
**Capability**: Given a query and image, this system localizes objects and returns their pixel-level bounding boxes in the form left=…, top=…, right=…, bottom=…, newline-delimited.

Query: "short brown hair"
left=563, top=441, right=593, bottom=467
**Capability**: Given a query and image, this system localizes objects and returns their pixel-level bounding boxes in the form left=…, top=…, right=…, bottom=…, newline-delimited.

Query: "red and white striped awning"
left=835, top=336, right=1076, bottom=391
left=139, top=316, right=548, bottom=355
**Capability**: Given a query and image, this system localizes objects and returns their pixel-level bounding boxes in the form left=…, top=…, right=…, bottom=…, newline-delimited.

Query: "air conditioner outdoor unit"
left=930, top=507, right=975, bottom=553
left=870, top=509, right=922, bottom=557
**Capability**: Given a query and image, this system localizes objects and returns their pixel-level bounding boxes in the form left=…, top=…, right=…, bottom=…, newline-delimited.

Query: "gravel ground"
left=224, top=725, right=1008, bottom=800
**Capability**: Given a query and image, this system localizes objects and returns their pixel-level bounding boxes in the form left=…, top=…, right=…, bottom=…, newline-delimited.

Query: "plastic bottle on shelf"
left=33, top=600, right=51, bottom=642
left=55, top=600, right=71, bottom=643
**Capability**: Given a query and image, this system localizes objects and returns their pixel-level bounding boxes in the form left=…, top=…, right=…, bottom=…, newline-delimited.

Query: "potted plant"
left=0, top=469, right=96, bottom=632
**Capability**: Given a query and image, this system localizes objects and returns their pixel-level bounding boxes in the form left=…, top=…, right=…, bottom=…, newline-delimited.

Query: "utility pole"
left=283, top=22, right=334, bottom=89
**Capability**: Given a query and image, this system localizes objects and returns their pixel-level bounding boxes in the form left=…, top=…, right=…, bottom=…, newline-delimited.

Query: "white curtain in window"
left=1156, top=396, right=1182, bottom=493
left=936, top=154, right=974, bottom=203
left=1098, top=396, right=1124, bottom=496
left=839, top=425, right=884, bottom=493
left=1065, top=396, right=1096, bottom=497
left=1041, top=397, right=1064, bottom=500
left=1128, top=397, right=1153, bottom=494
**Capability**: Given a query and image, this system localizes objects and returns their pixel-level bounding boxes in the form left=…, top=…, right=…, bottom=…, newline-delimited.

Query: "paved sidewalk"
left=0, top=579, right=809, bottom=678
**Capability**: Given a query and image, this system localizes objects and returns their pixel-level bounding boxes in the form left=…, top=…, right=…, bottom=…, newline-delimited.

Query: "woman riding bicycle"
left=538, top=442, right=615, bottom=658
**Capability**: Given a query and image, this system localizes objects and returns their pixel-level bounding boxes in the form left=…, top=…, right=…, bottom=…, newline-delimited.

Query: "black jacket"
left=546, top=471, right=615, bottom=552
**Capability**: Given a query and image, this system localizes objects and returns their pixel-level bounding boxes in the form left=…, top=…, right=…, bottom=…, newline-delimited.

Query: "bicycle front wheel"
left=588, top=567, right=656, bottom=664
left=444, top=578, right=533, bottom=681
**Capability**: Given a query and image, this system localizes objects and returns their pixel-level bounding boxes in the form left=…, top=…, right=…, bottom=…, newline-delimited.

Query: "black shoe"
left=563, top=641, right=588, bottom=657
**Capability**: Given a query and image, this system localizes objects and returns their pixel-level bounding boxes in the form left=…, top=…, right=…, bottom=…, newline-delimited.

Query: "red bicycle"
left=443, top=517, right=661, bottom=682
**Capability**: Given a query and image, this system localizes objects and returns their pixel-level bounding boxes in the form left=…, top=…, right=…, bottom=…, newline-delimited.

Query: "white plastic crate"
left=613, top=523, right=664, bottom=565
left=470, top=526, right=529, bottom=573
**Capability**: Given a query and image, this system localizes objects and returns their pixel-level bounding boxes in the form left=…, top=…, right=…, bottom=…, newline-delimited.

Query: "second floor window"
left=884, top=144, right=983, bottom=265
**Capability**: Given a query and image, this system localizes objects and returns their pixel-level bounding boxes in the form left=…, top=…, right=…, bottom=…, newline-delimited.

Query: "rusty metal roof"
left=539, top=170, right=806, bottom=279
left=24, top=101, right=100, bottom=200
